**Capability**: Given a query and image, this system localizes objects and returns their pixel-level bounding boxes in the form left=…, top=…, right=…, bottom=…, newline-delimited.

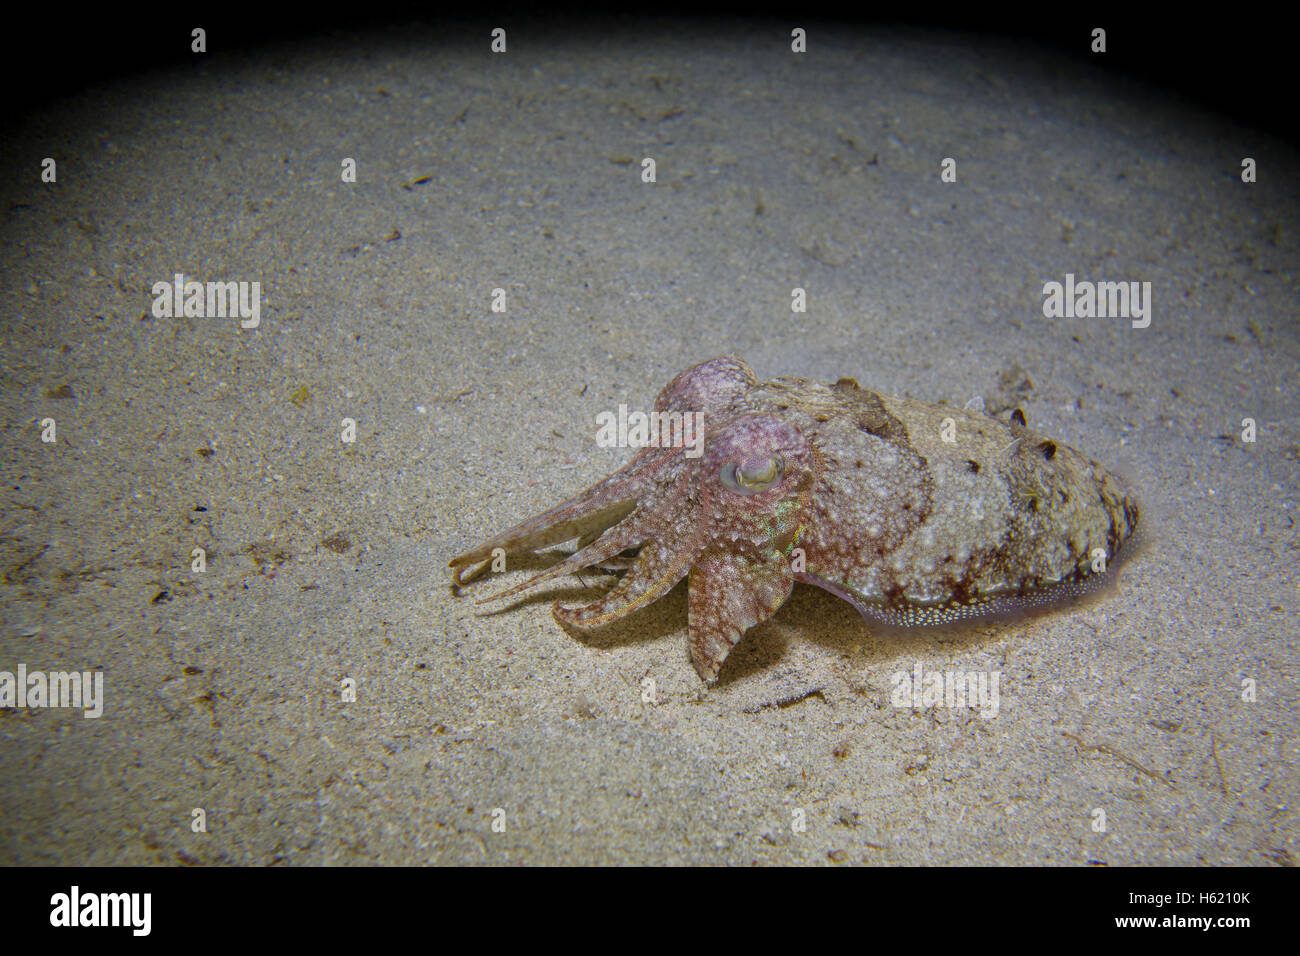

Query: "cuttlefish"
left=450, top=357, right=1140, bottom=683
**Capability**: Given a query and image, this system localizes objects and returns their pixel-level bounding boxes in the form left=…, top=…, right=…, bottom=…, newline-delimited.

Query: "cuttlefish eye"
left=719, top=453, right=784, bottom=495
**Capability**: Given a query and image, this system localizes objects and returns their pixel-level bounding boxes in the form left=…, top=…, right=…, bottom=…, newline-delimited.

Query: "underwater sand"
left=1, top=22, right=1297, bottom=864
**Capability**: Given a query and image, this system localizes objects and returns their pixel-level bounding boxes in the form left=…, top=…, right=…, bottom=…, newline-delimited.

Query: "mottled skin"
left=450, top=357, right=1140, bottom=682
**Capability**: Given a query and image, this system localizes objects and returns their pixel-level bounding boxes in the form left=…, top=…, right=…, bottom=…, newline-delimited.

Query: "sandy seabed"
left=1, top=23, right=1296, bottom=864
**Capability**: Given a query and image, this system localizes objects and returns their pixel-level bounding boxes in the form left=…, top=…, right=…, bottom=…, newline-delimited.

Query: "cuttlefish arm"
left=450, top=383, right=822, bottom=681
left=448, top=355, right=760, bottom=587
left=447, top=443, right=674, bottom=587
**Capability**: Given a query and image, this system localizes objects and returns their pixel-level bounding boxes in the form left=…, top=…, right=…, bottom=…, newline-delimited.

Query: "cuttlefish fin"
left=688, top=550, right=795, bottom=683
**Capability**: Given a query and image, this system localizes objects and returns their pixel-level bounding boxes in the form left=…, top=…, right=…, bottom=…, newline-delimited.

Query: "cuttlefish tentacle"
left=449, top=357, right=761, bottom=587
left=448, top=443, right=681, bottom=586
left=451, top=388, right=822, bottom=681
left=552, top=533, right=704, bottom=628
left=463, top=440, right=711, bottom=610
left=467, top=510, right=654, bottom=606
left=464, top=448, right=704, bottom=609
left=561, top=414, right=817, bottom=680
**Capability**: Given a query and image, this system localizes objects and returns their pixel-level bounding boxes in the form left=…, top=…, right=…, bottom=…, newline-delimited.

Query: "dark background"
left=5, top=3, right=1293, bottom=143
